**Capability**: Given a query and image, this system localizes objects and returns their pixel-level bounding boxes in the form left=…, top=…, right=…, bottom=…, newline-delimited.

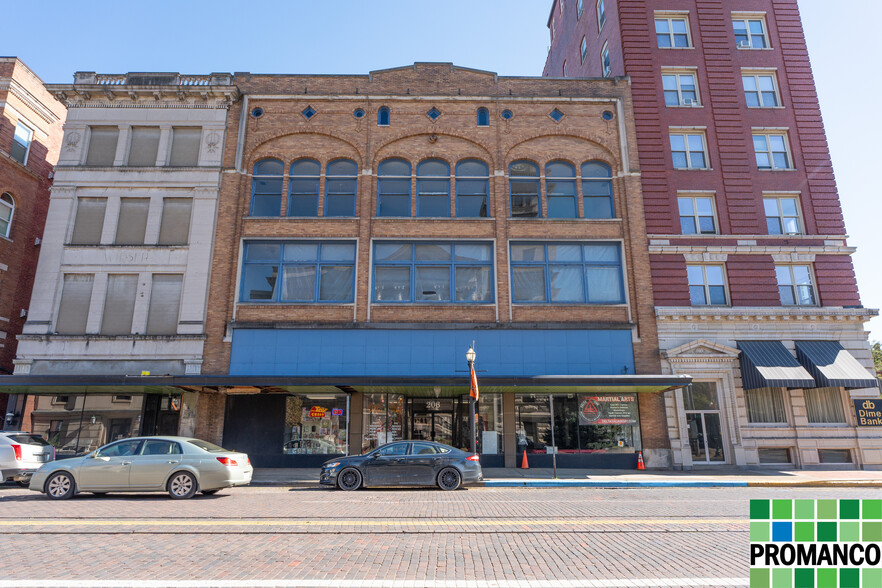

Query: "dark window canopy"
left=737, top=341, right=815, bottom=390
left=795, top=341, right=878, bottom=389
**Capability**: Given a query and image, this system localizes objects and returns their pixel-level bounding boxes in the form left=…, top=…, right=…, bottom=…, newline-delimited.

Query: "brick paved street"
left=0, top=485, right=873, bottom=587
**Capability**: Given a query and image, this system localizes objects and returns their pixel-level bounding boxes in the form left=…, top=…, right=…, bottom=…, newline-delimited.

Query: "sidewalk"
left=251, top=466, right=882, bottom=488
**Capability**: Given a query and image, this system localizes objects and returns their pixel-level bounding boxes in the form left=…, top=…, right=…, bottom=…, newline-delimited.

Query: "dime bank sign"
left=854, top=399, right=882, bottom=427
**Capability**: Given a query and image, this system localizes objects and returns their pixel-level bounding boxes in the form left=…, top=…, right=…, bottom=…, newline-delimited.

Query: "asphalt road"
left=0, top=485, right=873, bottom=587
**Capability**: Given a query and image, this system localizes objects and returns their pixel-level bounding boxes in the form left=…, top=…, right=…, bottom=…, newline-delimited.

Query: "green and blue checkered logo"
left=750, top=499, right=882, bottom=588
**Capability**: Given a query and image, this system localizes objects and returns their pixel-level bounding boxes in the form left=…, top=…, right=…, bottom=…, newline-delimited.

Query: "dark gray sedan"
left=320, top=441, right=483, bottom=491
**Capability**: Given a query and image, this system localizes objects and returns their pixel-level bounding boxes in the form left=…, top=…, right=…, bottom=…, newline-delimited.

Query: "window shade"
left=85, top=127, right=119, bottom=166
left=71, top=198, right=107, bottom=245
left=157, top=198, right=193, bottom=245
left=804, top=388, right=846, bottom=424
left=115, top=198, right=149, bottom=245
left=746, top=388, right=787, bottom=423
left=100, top=274, right=138, bottom=335
left=146, top=274, right=183, bottom=335
left=56, top=275, right=94, bottom=334
left=168, top=128, right=201, bottom=166
left=127, top=127, right=160, bottom=166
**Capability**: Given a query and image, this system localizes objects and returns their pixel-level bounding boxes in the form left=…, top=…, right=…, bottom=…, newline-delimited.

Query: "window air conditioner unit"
left=683, top=98, right=695, bottom=106
left=690, top=100, right=701, bottom=107
left=738, top=40, right=751, bottom=48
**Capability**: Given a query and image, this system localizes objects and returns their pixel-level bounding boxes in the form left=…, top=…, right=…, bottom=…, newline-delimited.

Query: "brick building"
left=0, top=58, right=65, bottom=431
left=544, top=0, right=880, bottom=468
left=2, top=63, right=690, bottom=469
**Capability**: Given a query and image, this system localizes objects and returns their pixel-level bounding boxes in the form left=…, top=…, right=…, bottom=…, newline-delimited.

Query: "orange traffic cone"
left=637, top=451, right=645, bottom=470
left=521, top=451, right=529, bottom=469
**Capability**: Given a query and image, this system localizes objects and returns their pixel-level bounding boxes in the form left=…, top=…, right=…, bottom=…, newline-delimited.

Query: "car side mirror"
left=371, top=453, right=380, bottom=459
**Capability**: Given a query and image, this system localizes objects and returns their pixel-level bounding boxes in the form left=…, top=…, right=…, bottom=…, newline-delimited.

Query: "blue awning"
left=795, top=341, right=878, bottom=389
left=737, top=341, right=815, bottom=390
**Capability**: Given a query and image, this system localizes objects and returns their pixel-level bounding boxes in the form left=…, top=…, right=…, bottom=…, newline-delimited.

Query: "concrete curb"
left=250, top=479, right=882, bottom=489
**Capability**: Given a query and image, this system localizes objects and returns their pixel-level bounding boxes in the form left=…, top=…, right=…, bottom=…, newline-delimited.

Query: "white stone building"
left=14, top=72, right=238, bottom=381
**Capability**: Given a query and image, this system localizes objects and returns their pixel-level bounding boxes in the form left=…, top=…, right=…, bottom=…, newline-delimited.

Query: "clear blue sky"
left=7, top=0, right=880, bottom=339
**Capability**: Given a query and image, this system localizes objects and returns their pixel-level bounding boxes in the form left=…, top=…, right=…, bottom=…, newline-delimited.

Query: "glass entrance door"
left=683, top=383, right=726, bottom=463
left=412, top=412, right=454, bottom=445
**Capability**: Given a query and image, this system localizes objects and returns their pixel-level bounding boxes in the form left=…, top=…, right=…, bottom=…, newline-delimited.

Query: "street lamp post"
left=466, top=346, right=477, bottom=455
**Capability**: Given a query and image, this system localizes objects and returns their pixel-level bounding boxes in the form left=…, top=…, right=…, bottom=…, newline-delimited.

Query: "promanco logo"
left=750, top=499, right=882, bottom=588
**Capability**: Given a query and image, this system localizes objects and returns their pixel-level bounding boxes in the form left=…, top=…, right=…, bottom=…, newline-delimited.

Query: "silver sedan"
left=28, top=436, right=252, bottom=500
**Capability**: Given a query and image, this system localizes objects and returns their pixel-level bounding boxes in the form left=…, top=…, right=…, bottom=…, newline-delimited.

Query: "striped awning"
left=736, top=341, right=815, bottom=390
left=795, top=341, right=878, bottom=389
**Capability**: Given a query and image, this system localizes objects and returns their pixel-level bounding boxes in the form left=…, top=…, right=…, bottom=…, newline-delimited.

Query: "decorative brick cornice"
left=47, top=72, right=239, bottom=109
left=655, top=306, right=878, bottom=323
left=0, top=78, right=62, bottom=124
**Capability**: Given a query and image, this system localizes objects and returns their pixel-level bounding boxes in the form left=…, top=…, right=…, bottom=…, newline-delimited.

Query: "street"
left=0, top=484, right=873, bottom=587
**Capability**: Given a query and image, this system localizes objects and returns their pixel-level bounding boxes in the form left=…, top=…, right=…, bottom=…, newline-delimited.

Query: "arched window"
left=509, top=161, right=540, bottom=218
left=288, top=159, right=320, bottom=217
left=324, top=159, right=358, bottom=217
left=250, top=159, right=284, bottom=216
left=378, top=106, right=391, bottom=126
left=476, top=108, right=490, bottom=127
left=416, top=159, right=450, bottom=217
left=377, top=159, right=411, bottom=217
left=545, top=161, right=577, bottom=218
left=581, top=161, right=614, bottom=218
left=0, top=193, right=13, bottom=238
left=455, top=160, right=489, bottom=218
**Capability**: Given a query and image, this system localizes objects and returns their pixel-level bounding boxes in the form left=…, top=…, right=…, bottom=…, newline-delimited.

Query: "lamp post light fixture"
left=466, top=346, right=477, bottom=455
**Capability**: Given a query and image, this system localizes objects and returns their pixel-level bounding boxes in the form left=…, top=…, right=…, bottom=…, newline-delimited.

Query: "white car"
left=0, top=432, right=55, bottom=486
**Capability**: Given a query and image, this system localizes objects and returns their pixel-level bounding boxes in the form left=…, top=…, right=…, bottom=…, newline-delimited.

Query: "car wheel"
left=45, top=472, right=75, bottom=500
left=167, top=472, right=197, bottom=499
left=201, top=489, right=220, bottom=496
left=437, top=468, right=461, bottom=491
left=337, top=468, right=362, bottom=491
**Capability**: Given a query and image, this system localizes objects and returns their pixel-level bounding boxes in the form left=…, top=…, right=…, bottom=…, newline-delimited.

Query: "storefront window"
left=362, top=393, right=404, bottom=452
left=517, top=393, right=641, bottom=455
left=283, top=395, right=348, bottom=454
left=31, top=394, right=181, bottom=458
left=477, top=394, right=503, bottom=454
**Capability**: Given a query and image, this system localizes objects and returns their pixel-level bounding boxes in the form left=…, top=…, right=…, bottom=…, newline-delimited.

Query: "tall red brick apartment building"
left=545, top=0, right=880, bottom=469
left=0, top=58, right=65, bottom=431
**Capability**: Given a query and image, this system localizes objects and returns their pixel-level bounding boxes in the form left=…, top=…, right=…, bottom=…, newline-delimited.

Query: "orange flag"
left=469, top=364, right=479, bottom=401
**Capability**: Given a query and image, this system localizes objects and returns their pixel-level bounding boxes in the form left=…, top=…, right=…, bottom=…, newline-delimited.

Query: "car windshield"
left=5, top=434, right=50, bottom=446
left=186, top=439, right=230, bottom=452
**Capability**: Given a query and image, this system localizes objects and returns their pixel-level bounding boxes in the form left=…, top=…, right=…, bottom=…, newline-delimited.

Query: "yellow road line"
left=0, top=518, right=745, bottom=527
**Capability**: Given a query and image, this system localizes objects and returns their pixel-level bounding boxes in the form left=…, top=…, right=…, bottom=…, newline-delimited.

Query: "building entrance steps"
left=251, top=467, right=882, bottom=488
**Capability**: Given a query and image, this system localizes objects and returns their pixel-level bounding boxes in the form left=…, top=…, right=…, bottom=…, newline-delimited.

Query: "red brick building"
left=0, top=58, right=65, bottom=430
left=544, top=1, right=880, bottom=469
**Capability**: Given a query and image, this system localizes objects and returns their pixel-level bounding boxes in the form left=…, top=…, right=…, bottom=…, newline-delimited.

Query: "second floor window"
left=71, top=197, right=107, bottom=245
left=11, top=122, right=33, bottom=165
left=670, top=131, right=708, bottom=169
left=688, top=265, right=727, bottom=305
left=678, top=195, right=716, bottom=234
left=511, top=242, right=624, bottom=304
left=288, top=159, right=321, bottom=217
left=545, top=161, right=577, bottom=218
left=663, top=72, right=698, bottom=106
left=753, top=133, right=792, bottom=170
left=417, top=159, right=451, bottom=217
left=56, top=274, right=94, bottom=335
left=776, top=265, right=816, bottom=306
left=733, top=17, right=768, bottom=49
left=656, top=17, right=690, bottom=48
left=101, top=274, right=138, bottom=335
left=325, top=159, right=358, bottom=217
left=377, top=159, right=412, bottom=217
left=743, top=73, right=780, bottom=108
left=764, top=196, right=801, bottom=235
left=455, top=160, right=489, bottom=218
left=240, top=241, right=356, bottom=303
left=510, top=161, right=541, bottom=218
left=373, top=241, right=493, bottom=303
left=582, top=162, right=614, bottom=219
left=250, top=159, right=284, bottom=216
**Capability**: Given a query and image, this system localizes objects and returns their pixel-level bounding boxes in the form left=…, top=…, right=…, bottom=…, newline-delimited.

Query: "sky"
left=6, top=0, right=880, bottom=340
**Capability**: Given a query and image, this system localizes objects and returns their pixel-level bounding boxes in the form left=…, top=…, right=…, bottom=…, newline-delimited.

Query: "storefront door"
left=412, top=412, right=454, bottom=445
left=684, top=383, right=726, bottom=463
